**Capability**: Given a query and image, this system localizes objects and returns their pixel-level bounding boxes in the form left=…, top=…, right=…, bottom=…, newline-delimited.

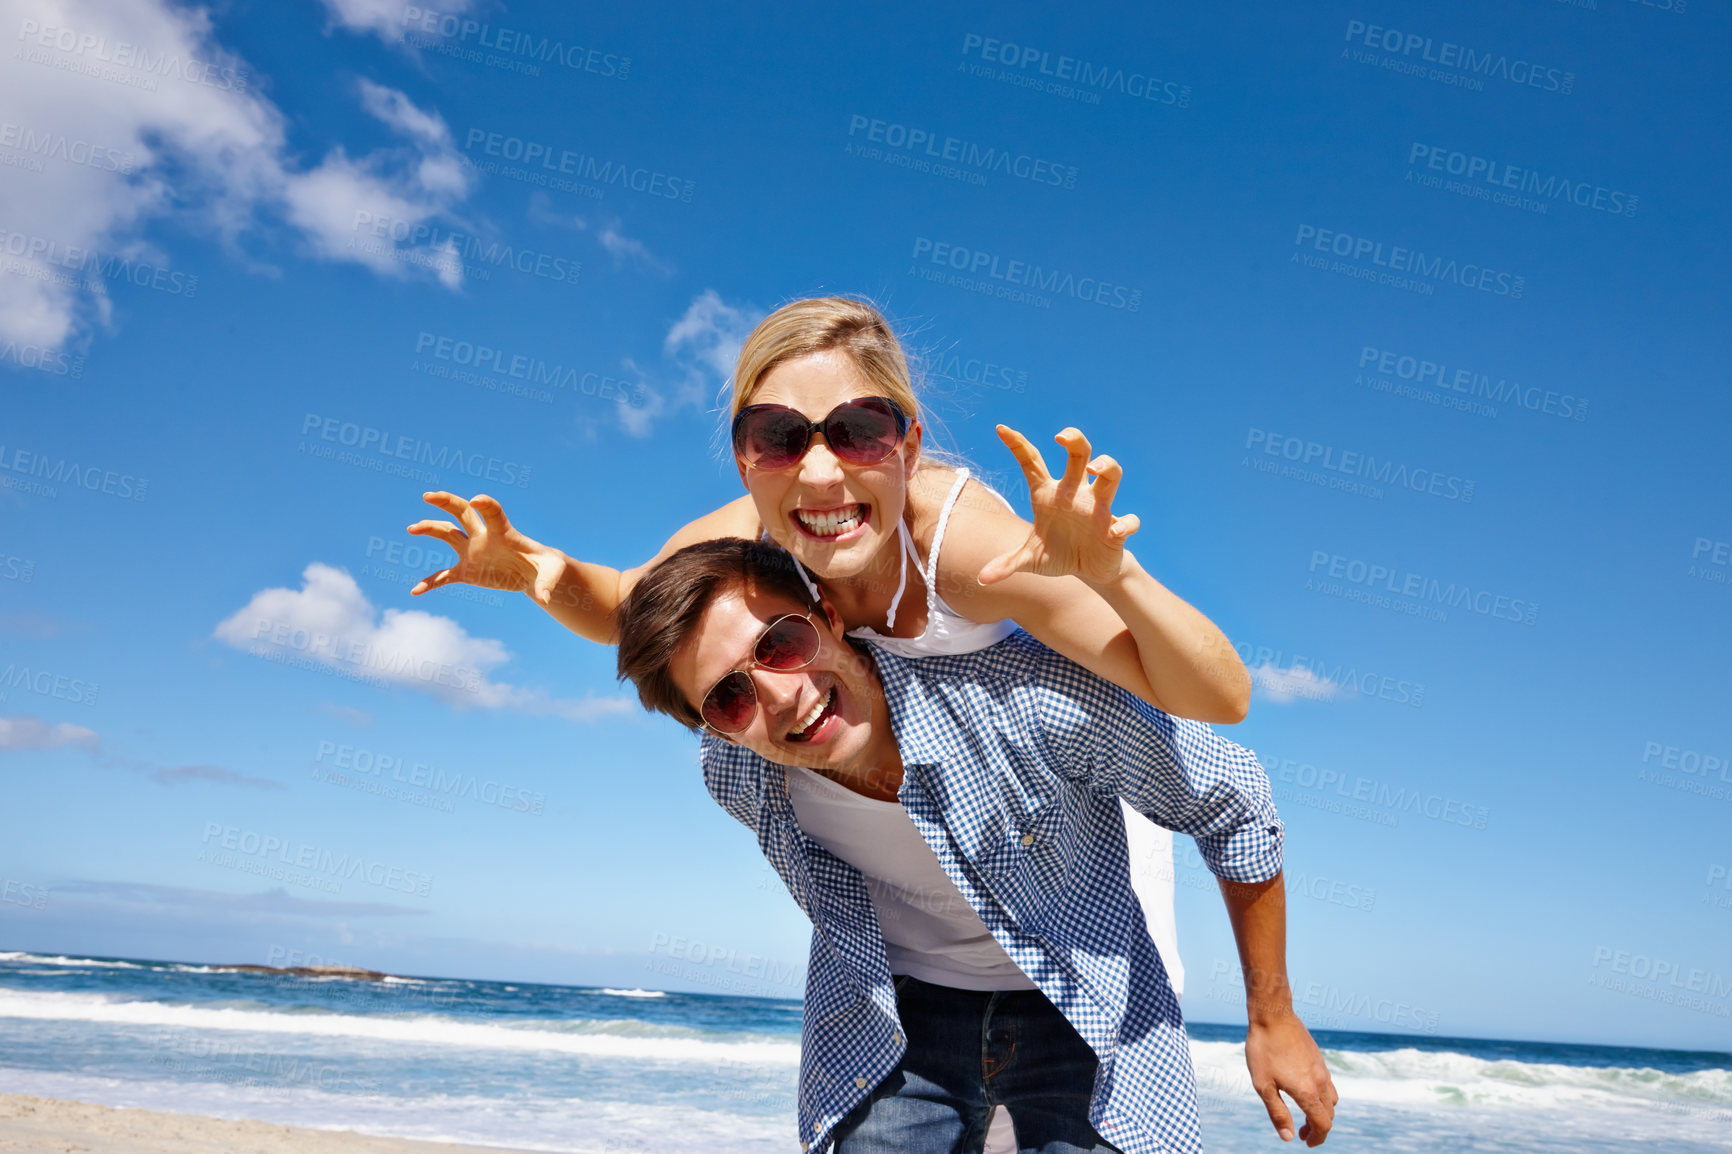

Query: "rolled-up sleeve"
left=1019, top=640, right=1285, bottom=883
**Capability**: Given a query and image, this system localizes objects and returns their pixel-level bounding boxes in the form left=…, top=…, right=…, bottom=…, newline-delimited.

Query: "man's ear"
left=816, top=593, right=849, bottom=641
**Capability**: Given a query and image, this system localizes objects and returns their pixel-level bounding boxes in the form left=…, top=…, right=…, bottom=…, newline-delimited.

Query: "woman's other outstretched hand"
left=407, top=492, right=566, bottom=606
left=978, top=426, right=1141, bottom=589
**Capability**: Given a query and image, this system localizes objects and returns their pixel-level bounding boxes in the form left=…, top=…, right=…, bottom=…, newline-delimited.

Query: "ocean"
left=0, top=950, right=1725, bottom=1152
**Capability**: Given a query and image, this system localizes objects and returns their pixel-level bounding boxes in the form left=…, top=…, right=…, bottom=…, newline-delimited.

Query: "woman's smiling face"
left=739, top=349, right=920, bottom=581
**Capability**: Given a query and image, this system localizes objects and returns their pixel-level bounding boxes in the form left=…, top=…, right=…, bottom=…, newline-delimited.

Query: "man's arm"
left=1219, top=873, right=1339, bottom=1147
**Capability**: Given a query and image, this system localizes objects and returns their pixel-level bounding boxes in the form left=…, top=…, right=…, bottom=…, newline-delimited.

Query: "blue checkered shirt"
left=699, top=629, right=1283, bottom=1154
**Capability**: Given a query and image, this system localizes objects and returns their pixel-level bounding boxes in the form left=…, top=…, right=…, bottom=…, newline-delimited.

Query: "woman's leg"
left=1122, top=800, right=1182, bottom=995
left=982, top=1104, right=1017, bottom=1154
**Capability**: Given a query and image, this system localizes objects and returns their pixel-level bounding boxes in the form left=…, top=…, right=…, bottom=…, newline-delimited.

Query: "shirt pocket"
left=970, top=796, right=1072, bottom=932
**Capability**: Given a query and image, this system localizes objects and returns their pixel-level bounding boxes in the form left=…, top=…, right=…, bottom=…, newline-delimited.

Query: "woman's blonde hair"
left=729, top=296, right=922, bottom=429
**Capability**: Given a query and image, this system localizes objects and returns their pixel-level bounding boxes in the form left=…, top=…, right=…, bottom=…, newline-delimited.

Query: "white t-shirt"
left=785, top=765, right=1036, bottom=991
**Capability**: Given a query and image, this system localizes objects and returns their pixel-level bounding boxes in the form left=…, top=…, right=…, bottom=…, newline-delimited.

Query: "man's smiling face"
left=669, top=581, right=889, bottom=777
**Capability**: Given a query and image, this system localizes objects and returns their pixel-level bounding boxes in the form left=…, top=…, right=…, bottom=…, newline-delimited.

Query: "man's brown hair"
left=614, top=538, right=821, bottom=729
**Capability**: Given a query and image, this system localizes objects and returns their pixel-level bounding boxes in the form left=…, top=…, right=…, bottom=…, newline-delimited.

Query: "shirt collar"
left=864, top=642, right=949, bottom=771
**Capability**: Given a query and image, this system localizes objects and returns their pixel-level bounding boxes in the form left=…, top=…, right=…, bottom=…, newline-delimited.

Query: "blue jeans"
left=831, top=975, right=1125, bottom=1154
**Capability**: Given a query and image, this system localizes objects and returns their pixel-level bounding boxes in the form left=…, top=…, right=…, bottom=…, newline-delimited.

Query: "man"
left=614, top=538, right=1337, bottom=1154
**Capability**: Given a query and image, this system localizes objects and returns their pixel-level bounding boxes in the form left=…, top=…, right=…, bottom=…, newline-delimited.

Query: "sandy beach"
left=0, top=1094, right=536, bottom=1154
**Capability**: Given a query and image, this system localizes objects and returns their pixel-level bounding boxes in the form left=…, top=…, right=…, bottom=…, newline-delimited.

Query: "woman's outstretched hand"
left=407, top=492, right=566, bottom=606
left=978, top=426, right=1141, bottom=588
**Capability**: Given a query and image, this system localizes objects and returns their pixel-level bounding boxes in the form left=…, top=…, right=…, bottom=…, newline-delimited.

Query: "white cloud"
left=319, top=702, right=374, bottom=727
left=1248, top=663, right=1340, bottom=705
left=666, top=289, right=761, bottom=385
left=318, top=0, right=477, bottom=45
left=58, top=878, right=427, bottom=917
left=596, top=223, right=666, bottom=270
left=594, top=290, right=762, bottom=439
left=524, top=195, right=667, bottom=273
left=0, top=715, right=101, bottom=753
left=1, top=0, right=474, bottom=352
left=213, top=563, right=634, bottom=721
left=613, top=289, right=762, bottom=438
left=152, top=763, right=282, bottom=789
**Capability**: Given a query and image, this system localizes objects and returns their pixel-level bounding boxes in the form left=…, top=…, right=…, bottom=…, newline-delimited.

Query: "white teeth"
left=796, top=505, right=864, bottom=538
left=789, top=689, right=832, bottom=738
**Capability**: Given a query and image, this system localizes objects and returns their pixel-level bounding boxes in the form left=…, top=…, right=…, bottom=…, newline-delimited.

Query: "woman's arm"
left=926, top=428, right=1252, bottom=723
left=407, top=491, right=762, bottom=644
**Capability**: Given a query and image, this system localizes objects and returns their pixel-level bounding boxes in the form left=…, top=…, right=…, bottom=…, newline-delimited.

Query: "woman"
left=407, top=296, right=1249, bottom=1149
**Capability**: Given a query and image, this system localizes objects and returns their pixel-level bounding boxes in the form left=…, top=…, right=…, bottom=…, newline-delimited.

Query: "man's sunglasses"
left=731, top=396, right=910, bottom=471
left=699, top=612, right=823, bottom=734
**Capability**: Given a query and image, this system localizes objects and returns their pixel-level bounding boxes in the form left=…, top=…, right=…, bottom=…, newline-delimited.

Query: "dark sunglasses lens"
left=756, top=616, right=820, bottom=670
left=825, top=400, right=904, bottom=464
left=736, top=408, right=810, bottom=468
left=701, top=671, right=757, bottom=732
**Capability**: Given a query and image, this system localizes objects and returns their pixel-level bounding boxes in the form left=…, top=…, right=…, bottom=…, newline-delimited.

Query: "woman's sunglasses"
left=699, top=612, right=823, bottom=734
left=731, top=396, right=910, bottom=471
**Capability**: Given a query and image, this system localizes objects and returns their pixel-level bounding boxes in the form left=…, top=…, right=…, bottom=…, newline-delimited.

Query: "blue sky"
left=2, top=0, right=1728, bottom=1052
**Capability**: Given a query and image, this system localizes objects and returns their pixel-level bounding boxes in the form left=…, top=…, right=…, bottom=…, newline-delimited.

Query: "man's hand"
left=1246, top=1009, right=1337, bottom=1145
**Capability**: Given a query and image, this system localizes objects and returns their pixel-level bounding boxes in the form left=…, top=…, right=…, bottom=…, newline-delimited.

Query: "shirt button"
left=855, top=1075, right=868, bottom=1088
left=892, top=1031, right=903, bottom=1044
left=1020, top=832, right=1035, bottom=847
